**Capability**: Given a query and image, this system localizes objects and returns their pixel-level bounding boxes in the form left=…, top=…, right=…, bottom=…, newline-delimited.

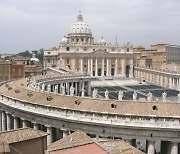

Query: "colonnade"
left=0, top=110, right=69, bottom=146
left=32, top=77, right=92, bottom=97
left=0, top=109, right=179, bottom=154
left=134, top=67, right=180, bottom=91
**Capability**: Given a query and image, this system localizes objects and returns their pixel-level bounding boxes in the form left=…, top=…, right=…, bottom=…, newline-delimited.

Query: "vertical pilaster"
left=106, top=58, right=109, bottom=76
left=22, top=119, right=28, bottom=128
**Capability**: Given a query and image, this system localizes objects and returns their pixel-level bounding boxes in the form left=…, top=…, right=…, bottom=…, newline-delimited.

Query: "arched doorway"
left=126, top=65, right=130, bottom=77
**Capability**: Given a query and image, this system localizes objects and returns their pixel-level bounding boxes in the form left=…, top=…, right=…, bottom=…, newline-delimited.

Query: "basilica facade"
left=44, top=12, right=134, bottom=77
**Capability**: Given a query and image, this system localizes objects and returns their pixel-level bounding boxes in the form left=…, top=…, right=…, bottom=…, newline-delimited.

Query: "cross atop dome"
left=77, top=11, right=83, bottom=22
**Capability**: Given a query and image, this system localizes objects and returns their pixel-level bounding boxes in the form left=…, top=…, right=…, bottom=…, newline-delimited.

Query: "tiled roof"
left=97, top=139, right=144, bottom=154
left=47, top=131, right=144, bottom=154
left=1, top=78, right=180, bottom=117
left=0, top=128, right=48, bottom=144
left=48, top=131, right=93, bottom=151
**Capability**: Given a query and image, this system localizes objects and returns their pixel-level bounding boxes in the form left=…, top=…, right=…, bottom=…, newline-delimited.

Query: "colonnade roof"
left=1, top=78, right=180, bottom=118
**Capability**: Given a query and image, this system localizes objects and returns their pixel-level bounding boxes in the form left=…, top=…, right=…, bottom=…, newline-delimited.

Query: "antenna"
left=115, top=35, right=118, bottom=45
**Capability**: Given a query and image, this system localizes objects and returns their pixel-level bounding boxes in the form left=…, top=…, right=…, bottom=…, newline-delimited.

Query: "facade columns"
left=80, top=58, right=83, bottom=73
left=13, top=116, right=19, bottom=129
left=101, top=58, right=104, bottom=76
left=46, top=126, right=53, bottom=146
left=121, top=59, right=125, bottom=77
left=147, top=140, right=155, bottom=154
left=90, top=58, right=93, bottom=76
left=106, top=58, right=110, bottom=76
left=87, top=58, right=90, bottom=74
left=95, top=58, right=98, bottom=76
left=115, top=58, right=118, bottom=76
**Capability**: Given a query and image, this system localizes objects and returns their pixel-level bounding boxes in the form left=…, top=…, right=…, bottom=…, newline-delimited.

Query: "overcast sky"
left=0, top=0, right=180, bottom=53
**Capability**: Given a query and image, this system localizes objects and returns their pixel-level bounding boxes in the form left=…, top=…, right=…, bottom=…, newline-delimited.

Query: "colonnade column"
left=22, top=119, right=28, bottom=128
left=101, top=58, right=104, bottom=76
left=106, top=59, right=109, bottom=76
left=63, top=130, right=69, bottom=138
left=33, top=122, right=39, bottom=130
left=147, top=140, right=155, bottom=154
left=46, top=126, right=53, bottom=146
left=6, top=113, right=11, bottom=131
left=170, top=142, right=178, bottom=154
left=13, top=116, right=19, bottom=129
left=2, top=111, right=6, bottom=131
left=169, top=77, right=172, bottom=89
left=95, top=58, right=98, bottom=76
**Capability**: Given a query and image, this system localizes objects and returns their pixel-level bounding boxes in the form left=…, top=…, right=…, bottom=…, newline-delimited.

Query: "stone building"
left=134, top=44, right=180, bottom=69
left=44, top=12, right=134, bottom=77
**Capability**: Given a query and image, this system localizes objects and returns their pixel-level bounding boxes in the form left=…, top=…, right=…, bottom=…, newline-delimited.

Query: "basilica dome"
left=68, top=12, right=92, bottom=35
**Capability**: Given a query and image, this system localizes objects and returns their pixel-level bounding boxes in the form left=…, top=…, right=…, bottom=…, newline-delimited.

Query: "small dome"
left=68, top=11, right=92, bottom=35
left=98, top=37, right=106, bottom=45
left=61, top=36, right=68, bottom=43
left=30, top=54, right=39, bottom=62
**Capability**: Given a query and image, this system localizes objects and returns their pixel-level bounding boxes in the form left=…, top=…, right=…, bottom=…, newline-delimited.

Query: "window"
left=127, top=48, right=129, bottom=52
left=66, top=47, right=69, bottom=51
left=67, top=59, right=69, bottom=64
left=48, top=59, right=50, bottom=63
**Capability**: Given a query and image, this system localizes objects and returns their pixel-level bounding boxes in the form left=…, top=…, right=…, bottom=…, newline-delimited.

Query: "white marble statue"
left=47, top=84, right=51, bottom=93
left=178, top=93, right=180, bottom=102
left=81, top=88, right=85, bottom=97
left=105, top=90, right=109, bottom=100
left=70, top=86, right=75, bottom=96
left=54, top=85, right=58, bottom=94
left=133, top=91, right=137, bottom=100
left=41, top=83, right=45, bottom=92
left=61, top=84, right=65, bottom=95
left=147, top=92, right=153, bottom=102
left=118, top=90, right=123, bottom=101
left=92, top=89, right=98, bottom=98
left=162, top=91, right=167, bottom=102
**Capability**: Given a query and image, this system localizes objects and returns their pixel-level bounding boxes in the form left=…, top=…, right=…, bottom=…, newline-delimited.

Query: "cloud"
left=0, top=0, right=180, bottom=53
